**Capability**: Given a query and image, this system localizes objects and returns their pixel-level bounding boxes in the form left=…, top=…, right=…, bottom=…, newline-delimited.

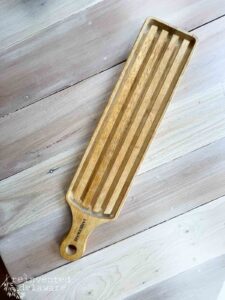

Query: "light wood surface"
left=18, top=195, right=225, bottom=299
left=1, top=15, right=225, bottom=181
left=1, top=17, right=225, bottom=238
left=0, top=15, right=225, bottom=281
left=0, top=1, right=225, bottom=298
left=127, top=255, right=225, bottom=300
left=0, top=0, right=98, bottom=52
left=0, top=0, right=224, bottom=117
left=1, top=137, right=225, bottom=280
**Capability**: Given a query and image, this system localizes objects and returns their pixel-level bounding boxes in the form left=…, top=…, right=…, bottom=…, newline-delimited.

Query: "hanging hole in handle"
left=66, top=244, right=77, bottom=255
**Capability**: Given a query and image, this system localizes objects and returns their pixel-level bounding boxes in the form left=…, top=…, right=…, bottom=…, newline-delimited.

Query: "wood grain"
left=1, top=137, right=225, bottom=280
left=1, top=16, right=225, bottom=181
left=126, top=255, right=225, bottom=300
left=59, top=18, right=196, bottom=261
left=1, top=78, right=225, bottom=236
left=17, top=195, right=225, bottom=299
left=0, top=0, right=225, bottom=116
left=0, top=5, right=224, bottom=293
left=0, top=0, right=98, bottom=51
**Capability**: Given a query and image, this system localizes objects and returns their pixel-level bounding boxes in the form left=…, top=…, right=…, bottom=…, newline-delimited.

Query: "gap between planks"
left=17, top=195, right=225, bottom=299
left=1, top=12, right=224, bottom=120
left=1, top=0, right=225, bottom=117
left=1, top=16, right=225, bottom=181
left=0, top=12, right=221, bottom=120
left=0, top=0, right=102, bottom=53
left=27, top=191, right=225, bottom=283
left=126, top=254, right=225, bottom=300
left=1, top=136, right=225, bottom=281
left=0, top=7, right=225, bottom=284
left=189, top=13, right=225, bottom=32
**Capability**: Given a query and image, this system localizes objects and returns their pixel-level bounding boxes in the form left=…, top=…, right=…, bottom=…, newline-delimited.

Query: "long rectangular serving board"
left=60, top=18, right=196, bottom=261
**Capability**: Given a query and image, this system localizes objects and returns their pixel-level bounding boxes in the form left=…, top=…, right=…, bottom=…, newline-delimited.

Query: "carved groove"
left=68, top=19, right=196, bottom=219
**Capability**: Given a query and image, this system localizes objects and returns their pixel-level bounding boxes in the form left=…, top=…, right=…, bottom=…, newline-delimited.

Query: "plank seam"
left=138, top=140, right=217, bottom=178
left=0, top=135, right=223, bottom=187
left=0, top=0, right=105, bottom=56
left=1, top=14, right=225, bottom=119
left=189, top=13, right=225, bottom=32
left=17, top=192, right=225, bottom=284
left=0, top=60, right=126, bottom=120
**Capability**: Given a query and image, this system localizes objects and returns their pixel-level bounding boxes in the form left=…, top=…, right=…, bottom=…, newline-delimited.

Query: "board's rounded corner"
left=190, top=33, right=198, bottom=45
left=145, top=16, right=154, bottom=23
left=66, top=190, right=74, bottom=204
left=145, top=16, right=159, bottom=27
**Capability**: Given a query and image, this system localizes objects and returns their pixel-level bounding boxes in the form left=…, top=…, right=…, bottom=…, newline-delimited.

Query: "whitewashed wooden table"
left=0, top=1, right=225, bottom=299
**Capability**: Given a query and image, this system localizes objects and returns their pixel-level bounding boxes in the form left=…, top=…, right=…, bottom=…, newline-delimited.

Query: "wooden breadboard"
left=60, top=18, right=196, bottom=261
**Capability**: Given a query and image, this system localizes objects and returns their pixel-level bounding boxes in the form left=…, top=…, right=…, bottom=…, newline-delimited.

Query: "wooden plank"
left=17, top=196, right=225, bottom=299
left=1, top=100, right=225, bottom=236
left=0, top=0, right=98, bottom=51
left=0, top=0, right=225, bottom=116
left=1, top=16, right=225, bottom=180
left=126, top=255, right=225, bottom=300
left=1, top=137, right=225, bottom=279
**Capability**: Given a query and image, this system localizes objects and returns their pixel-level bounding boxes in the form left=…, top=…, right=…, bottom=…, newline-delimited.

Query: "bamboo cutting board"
left=60, top=18, right=196, bottom=261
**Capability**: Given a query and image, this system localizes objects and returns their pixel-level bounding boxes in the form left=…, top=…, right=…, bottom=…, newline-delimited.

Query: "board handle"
left=60, top=203, right=104, bottom=261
